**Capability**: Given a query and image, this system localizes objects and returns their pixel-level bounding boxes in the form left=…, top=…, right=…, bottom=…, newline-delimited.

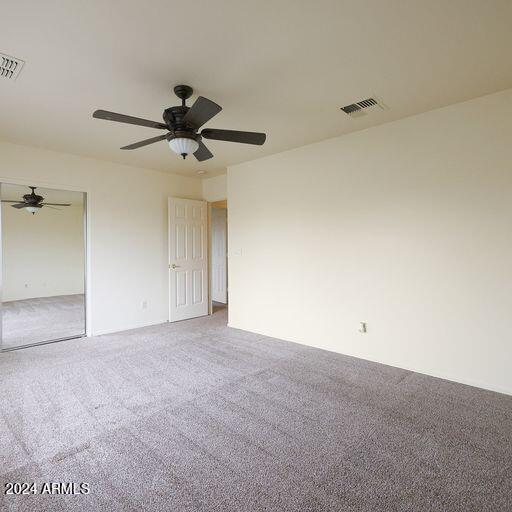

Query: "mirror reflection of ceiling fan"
left=1, top=186, right=71, bottom=214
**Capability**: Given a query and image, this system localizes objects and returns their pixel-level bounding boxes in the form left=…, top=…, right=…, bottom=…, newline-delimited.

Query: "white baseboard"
left=226, top=322, right=511, bottom=396
left=91, top=318, right=168, bottom=337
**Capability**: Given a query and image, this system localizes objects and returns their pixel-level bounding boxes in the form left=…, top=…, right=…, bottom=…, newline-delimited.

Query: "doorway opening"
left=210, top=200, right=228, bottom=315
left=0, top=183, right=87, bottom=351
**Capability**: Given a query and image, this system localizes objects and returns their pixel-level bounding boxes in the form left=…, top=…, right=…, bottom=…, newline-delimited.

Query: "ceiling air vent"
left=341, top=97, right=384, bottom=118
left=0, top=53, right=25, bottom=80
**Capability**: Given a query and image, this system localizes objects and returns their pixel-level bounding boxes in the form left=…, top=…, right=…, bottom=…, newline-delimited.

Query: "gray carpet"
left=2, top=294, right=85, bottom=349
left=0, top=308, right=511, bottom=511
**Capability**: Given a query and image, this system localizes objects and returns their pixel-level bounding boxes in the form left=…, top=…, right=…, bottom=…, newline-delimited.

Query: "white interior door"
left=168, top=198, right=208, bottom=322
left=211, top=208, right=227, bottom=304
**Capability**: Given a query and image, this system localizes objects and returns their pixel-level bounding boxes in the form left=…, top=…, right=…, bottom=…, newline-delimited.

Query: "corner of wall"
left=202, top=174, right=227, bottom=202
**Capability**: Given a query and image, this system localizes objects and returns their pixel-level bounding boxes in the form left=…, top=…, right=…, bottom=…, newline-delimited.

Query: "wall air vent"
left=0, top=53, right=25, bottom=80
left=340, top=97, right=385, bottom=118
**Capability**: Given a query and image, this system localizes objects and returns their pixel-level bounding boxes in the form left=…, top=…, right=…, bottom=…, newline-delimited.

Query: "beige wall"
left=202, top=174, right=227, bottom=202
left=2, top=201, right=84, bottom=301
left=0, top=141, right=202, bottom=335
left=228, top=88, right=512, bottom=395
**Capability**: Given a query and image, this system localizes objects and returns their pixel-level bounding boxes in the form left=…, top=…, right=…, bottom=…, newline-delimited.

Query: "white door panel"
left=169, top=198, right=208, bottom=322
left=211, top=208, right=227, bottom=303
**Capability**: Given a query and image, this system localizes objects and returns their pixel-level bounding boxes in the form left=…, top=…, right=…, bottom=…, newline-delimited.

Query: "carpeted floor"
left=0, top=308, right=511, bottom=511
left=1, top=294, right=85, bottom=349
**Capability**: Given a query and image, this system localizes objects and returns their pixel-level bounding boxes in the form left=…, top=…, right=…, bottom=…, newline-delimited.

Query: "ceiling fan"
left=1, top=186, right=71, bottom=214
left=92, top=85, right=266, bottom=161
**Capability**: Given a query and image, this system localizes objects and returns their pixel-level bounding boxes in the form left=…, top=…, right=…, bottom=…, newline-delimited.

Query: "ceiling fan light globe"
left=25, top=206, right=38, bottom=214
left=168, top=138, right=199, bottom=158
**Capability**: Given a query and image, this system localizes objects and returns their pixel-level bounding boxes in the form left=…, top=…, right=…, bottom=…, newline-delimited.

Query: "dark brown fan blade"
left=12, top=203, right=39, bottom=209
left=194, top=140, right=213, bottom=162
left=1, top=200, right=21, bottom=203
left=93, top=110, right=167, bottom=130
left=201, top=128, right=266, bottom=145
left=41, top=203, right=71, bottom=206
left=182, top=97, right=222, bottom=129
left=121, top=133, right=170, bottom=150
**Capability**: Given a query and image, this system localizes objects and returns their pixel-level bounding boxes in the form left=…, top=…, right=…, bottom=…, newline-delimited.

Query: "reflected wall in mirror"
left=1, top=183, right=86, bottom=350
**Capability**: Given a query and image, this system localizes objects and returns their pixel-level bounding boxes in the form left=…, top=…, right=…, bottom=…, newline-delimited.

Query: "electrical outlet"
left=359, top=322, right=367, bottom=333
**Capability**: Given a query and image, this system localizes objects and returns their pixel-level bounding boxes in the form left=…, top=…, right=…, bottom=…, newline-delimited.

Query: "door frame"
left=207, top=199, right=228, bottom=315
left=0, top=179, right=91, bottom=351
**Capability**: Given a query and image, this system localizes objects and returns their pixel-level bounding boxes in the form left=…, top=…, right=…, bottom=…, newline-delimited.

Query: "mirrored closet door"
left=0, top=183, right=86, bottom=350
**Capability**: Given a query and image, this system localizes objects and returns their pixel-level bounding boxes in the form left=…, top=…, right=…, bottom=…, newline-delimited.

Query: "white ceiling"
left=1, top=0, right=511, bottom=179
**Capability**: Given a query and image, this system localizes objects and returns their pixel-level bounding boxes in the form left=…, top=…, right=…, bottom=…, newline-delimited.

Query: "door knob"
left=170, top=263, right=180, bottom=269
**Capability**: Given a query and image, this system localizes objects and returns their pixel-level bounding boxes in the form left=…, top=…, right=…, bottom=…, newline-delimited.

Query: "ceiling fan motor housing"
left=163, top=106, right=193, bottom=132
left=23, top=191, right=44, bottom=204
